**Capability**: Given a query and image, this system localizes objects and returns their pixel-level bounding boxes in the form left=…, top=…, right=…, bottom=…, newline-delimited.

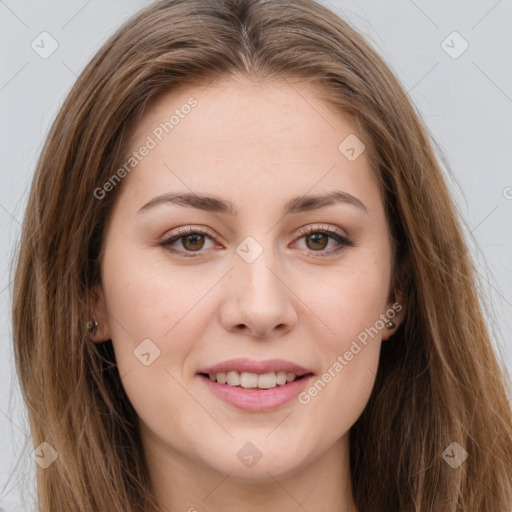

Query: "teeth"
left=226, top=371, right=240, bottom=386
left=276, top=371, right=287, bottom=385
left=240, top=372, right=258, bottom=388
left=206, top=370, right=299, bottom=388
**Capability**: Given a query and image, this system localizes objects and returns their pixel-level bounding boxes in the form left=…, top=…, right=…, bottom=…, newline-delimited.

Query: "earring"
left=87, top=316, right=99, bottom=334
left=385, top=321, right=395, bottom=329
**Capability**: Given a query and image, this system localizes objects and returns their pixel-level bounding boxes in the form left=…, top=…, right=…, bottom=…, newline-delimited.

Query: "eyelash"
left=158, top=225, right=354, bottom=258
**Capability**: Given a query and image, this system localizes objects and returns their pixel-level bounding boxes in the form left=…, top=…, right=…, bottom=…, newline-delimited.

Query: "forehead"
left=129, top=75, right=358, bottom=157
left=117, top=75, right=381, bottom=213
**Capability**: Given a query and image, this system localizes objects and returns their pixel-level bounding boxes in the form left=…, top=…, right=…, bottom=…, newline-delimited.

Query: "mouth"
left=196, top=359, right=314, bottom=412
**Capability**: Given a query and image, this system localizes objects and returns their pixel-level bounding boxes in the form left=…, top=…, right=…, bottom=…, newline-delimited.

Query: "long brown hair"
left=11, top=0, right=512, bottom=510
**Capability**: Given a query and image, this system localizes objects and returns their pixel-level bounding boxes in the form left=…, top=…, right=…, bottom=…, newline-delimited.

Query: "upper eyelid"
left=161, top=224, right=346, bottom=242
left=165, top=225, right=219, bottom=243
left=297, top=224, right=346, bottom=236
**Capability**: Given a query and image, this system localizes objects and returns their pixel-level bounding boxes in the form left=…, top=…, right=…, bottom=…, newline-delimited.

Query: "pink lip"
left=199, top=374, right=314, bottom=412
left=197, top=358, right=314, bottom=413
left=198, top=358, right=312, bottom=376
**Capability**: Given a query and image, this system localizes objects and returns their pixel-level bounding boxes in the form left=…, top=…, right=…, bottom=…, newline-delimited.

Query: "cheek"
left=300, top=254, right=391, bottom=352
left=100, top=249, right=217, bottom=443
left=294, top=256, right=389, bottom=420
left=100, top=242, right=225, bottom=422
left=102, top=239, right=222, bottom=343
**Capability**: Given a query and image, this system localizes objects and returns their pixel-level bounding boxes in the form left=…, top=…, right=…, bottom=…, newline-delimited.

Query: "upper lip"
left=198, top=358, right=313, bottom=376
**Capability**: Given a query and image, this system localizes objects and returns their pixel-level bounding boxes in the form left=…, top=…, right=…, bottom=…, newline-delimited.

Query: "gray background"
left=1, top=0, right=511, bottom=509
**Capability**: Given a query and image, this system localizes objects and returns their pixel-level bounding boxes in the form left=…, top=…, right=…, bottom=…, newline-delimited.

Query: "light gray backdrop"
left=1, top=1, right=511, bottom=510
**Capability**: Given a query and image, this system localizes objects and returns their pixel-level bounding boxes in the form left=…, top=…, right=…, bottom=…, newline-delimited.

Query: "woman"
left=11, top=0, right=512, bottom=510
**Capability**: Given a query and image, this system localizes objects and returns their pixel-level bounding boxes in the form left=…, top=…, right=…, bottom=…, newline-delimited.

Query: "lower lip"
left=199, top=374, right=314, bottom=412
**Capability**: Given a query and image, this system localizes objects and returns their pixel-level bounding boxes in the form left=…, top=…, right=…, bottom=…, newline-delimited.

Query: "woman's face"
left=94, top=75, right=402, bottom=482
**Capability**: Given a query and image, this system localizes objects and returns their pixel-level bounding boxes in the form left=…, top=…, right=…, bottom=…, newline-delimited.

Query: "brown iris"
left=305, top=232, right=329, bottom=251
left=182, top=233, right=205, bottom=251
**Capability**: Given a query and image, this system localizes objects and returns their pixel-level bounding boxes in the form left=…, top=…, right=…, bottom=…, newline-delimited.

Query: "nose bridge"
left=238, top=246, right=280, bottom=297
left=235, top=237, right=284, bottom=305
left=222, top=235, right=297, bottom=338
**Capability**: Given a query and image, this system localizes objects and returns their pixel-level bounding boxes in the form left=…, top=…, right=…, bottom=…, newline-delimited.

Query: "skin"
left=91, top=74, right=405, bottom=512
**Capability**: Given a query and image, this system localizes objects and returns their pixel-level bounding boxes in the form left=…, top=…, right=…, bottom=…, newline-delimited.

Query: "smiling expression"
left=93, top=74, right=402, bottom=482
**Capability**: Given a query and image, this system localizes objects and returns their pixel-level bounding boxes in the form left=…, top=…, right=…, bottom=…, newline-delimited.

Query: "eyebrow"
left=137, top=189, right=368, bottom=216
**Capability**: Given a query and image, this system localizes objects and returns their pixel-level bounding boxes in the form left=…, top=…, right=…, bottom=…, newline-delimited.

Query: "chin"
left=197, top=436, right=313, bottom=482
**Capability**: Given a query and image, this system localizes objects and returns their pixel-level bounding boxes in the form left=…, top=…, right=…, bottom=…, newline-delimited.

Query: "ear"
left=88, top=283, right=112, bottom=343
left=382, top=288, right=407, bottom=341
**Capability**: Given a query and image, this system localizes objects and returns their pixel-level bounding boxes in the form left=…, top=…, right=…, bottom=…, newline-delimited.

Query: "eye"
left=158, top=224, right=353, bottom=258
left=158, top=226, right=217, bottom=257
left=294, top=224, right=353, bottom=256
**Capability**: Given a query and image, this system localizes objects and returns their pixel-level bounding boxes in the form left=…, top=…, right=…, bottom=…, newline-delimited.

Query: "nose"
left=219, top=248, right=298, bottom=339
